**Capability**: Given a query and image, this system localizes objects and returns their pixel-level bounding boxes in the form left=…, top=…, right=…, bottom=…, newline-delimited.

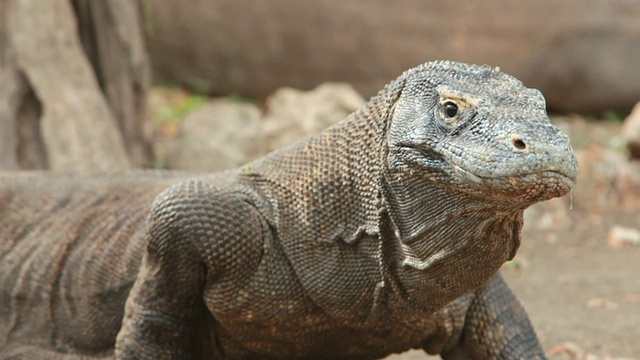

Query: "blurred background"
left=1, top=1, right=639, bottom=359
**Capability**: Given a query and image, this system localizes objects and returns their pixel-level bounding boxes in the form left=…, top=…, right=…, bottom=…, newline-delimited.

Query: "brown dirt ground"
left=387, top=118, right=640, bottom=360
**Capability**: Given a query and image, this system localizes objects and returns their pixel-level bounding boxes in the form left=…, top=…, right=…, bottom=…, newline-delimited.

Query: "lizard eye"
left=443, top=101, right=458, bottom=118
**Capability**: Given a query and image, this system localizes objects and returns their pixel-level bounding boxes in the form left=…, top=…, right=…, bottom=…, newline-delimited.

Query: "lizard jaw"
left=396, top=143, right=577, bottom=203
left=452, top=163, right=576, bottom=203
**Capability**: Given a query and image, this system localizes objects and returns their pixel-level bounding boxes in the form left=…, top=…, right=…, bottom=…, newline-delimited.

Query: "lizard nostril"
left=512, top=136, right=527, bottom=150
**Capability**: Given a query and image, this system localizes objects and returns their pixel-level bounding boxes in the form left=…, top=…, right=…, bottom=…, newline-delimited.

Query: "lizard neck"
left=248, top=74, right=407, bottom=244
left=380, top=175, right=525, bottom=312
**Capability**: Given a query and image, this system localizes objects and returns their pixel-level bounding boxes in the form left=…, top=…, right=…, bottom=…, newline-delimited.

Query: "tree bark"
left=0, top=0, right=151, bottom=171
left=73, top=0, right=153, bottom=167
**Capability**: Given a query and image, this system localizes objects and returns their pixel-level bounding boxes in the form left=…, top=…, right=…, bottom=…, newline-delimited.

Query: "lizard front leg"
left=115, top=180, right=265, bottom=359
left=438, top=273, right=547, bottom=360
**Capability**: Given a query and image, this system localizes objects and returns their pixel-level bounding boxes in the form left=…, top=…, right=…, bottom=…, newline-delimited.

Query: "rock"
left=621, top=101, right=640, bottom=159
left=548, top=341, right=584, bottom=360
left=524, top=195, right=573, bottom=231
left=144, top=0, right=640, bottom=113
left=262, top=82, right=364, bottom=150
left=585, top=297, right=619, bottom=310
left=155, top=83, right=363, bottom=171
left=574, top=145, right=640, bottom=210
left=162, top=99, right=265, bottom=171
left=607, top=225, right=640, bottom=248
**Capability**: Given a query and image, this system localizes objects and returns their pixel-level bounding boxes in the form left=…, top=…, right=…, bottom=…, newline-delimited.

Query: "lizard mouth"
left=398, top=143, right=577, bottom=200
left=458, top=165, right=576, bottom=185
left=520, top=169, right=576, bottom=185
left=453, top=164, right=576, bottom=201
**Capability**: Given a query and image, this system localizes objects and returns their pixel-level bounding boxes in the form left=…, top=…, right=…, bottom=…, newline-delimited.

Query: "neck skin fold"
left=380, top=174, right=525, bottom=312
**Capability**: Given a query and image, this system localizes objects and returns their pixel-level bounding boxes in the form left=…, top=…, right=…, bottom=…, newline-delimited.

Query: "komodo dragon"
left=0, top=61, right=578, bottom=359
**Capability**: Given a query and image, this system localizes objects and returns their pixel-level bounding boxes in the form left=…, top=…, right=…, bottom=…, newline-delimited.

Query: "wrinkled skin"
left=0, top=61, right=577, bottom=359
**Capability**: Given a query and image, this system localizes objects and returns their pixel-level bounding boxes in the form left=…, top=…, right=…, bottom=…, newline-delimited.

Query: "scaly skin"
left=0, top=61, right=578, bottom=359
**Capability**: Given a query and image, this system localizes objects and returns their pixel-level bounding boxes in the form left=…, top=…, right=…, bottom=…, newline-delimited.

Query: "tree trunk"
left=73, top=0, right=153, bottom=167
left=0, top=0, right=151, bottom=171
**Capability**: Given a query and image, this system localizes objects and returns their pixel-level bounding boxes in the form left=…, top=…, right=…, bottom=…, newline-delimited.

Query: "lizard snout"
left=506, top=121, right=578, bottom=181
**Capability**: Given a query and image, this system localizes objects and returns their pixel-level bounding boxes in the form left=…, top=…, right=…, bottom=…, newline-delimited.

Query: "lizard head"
left=385, top=60, right=578, bottom=207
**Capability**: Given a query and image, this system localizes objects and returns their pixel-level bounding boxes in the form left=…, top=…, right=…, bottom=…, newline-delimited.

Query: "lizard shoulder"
left=145, top=178, right=268, bottom=279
